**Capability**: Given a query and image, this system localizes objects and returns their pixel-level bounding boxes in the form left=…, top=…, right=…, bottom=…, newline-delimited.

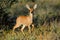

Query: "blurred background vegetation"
left=0, top=0, right=60, bottom=40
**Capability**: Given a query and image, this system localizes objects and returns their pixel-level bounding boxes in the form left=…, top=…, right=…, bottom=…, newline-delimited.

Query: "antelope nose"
left=30, top=9, right=33, bottom=13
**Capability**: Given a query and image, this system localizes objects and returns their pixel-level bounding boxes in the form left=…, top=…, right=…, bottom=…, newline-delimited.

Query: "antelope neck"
left=29, top=12, right=33, bottom=20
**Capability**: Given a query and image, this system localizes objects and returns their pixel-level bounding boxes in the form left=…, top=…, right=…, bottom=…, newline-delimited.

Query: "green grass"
left=0, top=21, right=60, bottom=40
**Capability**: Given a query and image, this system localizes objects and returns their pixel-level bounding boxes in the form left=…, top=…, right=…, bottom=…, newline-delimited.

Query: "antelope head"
left=26, top=4, right=37, bottom=13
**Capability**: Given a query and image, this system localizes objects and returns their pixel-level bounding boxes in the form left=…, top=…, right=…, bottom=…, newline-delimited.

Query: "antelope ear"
left=26, top=4, right=30, bottom=10
left=33, top=4, right=37, bottom=9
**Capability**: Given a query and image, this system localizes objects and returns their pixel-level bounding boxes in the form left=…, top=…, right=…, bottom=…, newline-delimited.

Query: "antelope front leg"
left=21, top=25, right=25, bottom=35
left=28, top=25, right=31, bottom=33
left=31, top=24, right=34, bottom=32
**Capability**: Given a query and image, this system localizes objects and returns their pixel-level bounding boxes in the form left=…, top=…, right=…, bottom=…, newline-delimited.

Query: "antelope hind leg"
left=21, top=25, right=25, bottom=35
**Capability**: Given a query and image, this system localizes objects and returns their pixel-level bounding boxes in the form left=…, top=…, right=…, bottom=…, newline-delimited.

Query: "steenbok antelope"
left=13, top=4, right=37, bottom=34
